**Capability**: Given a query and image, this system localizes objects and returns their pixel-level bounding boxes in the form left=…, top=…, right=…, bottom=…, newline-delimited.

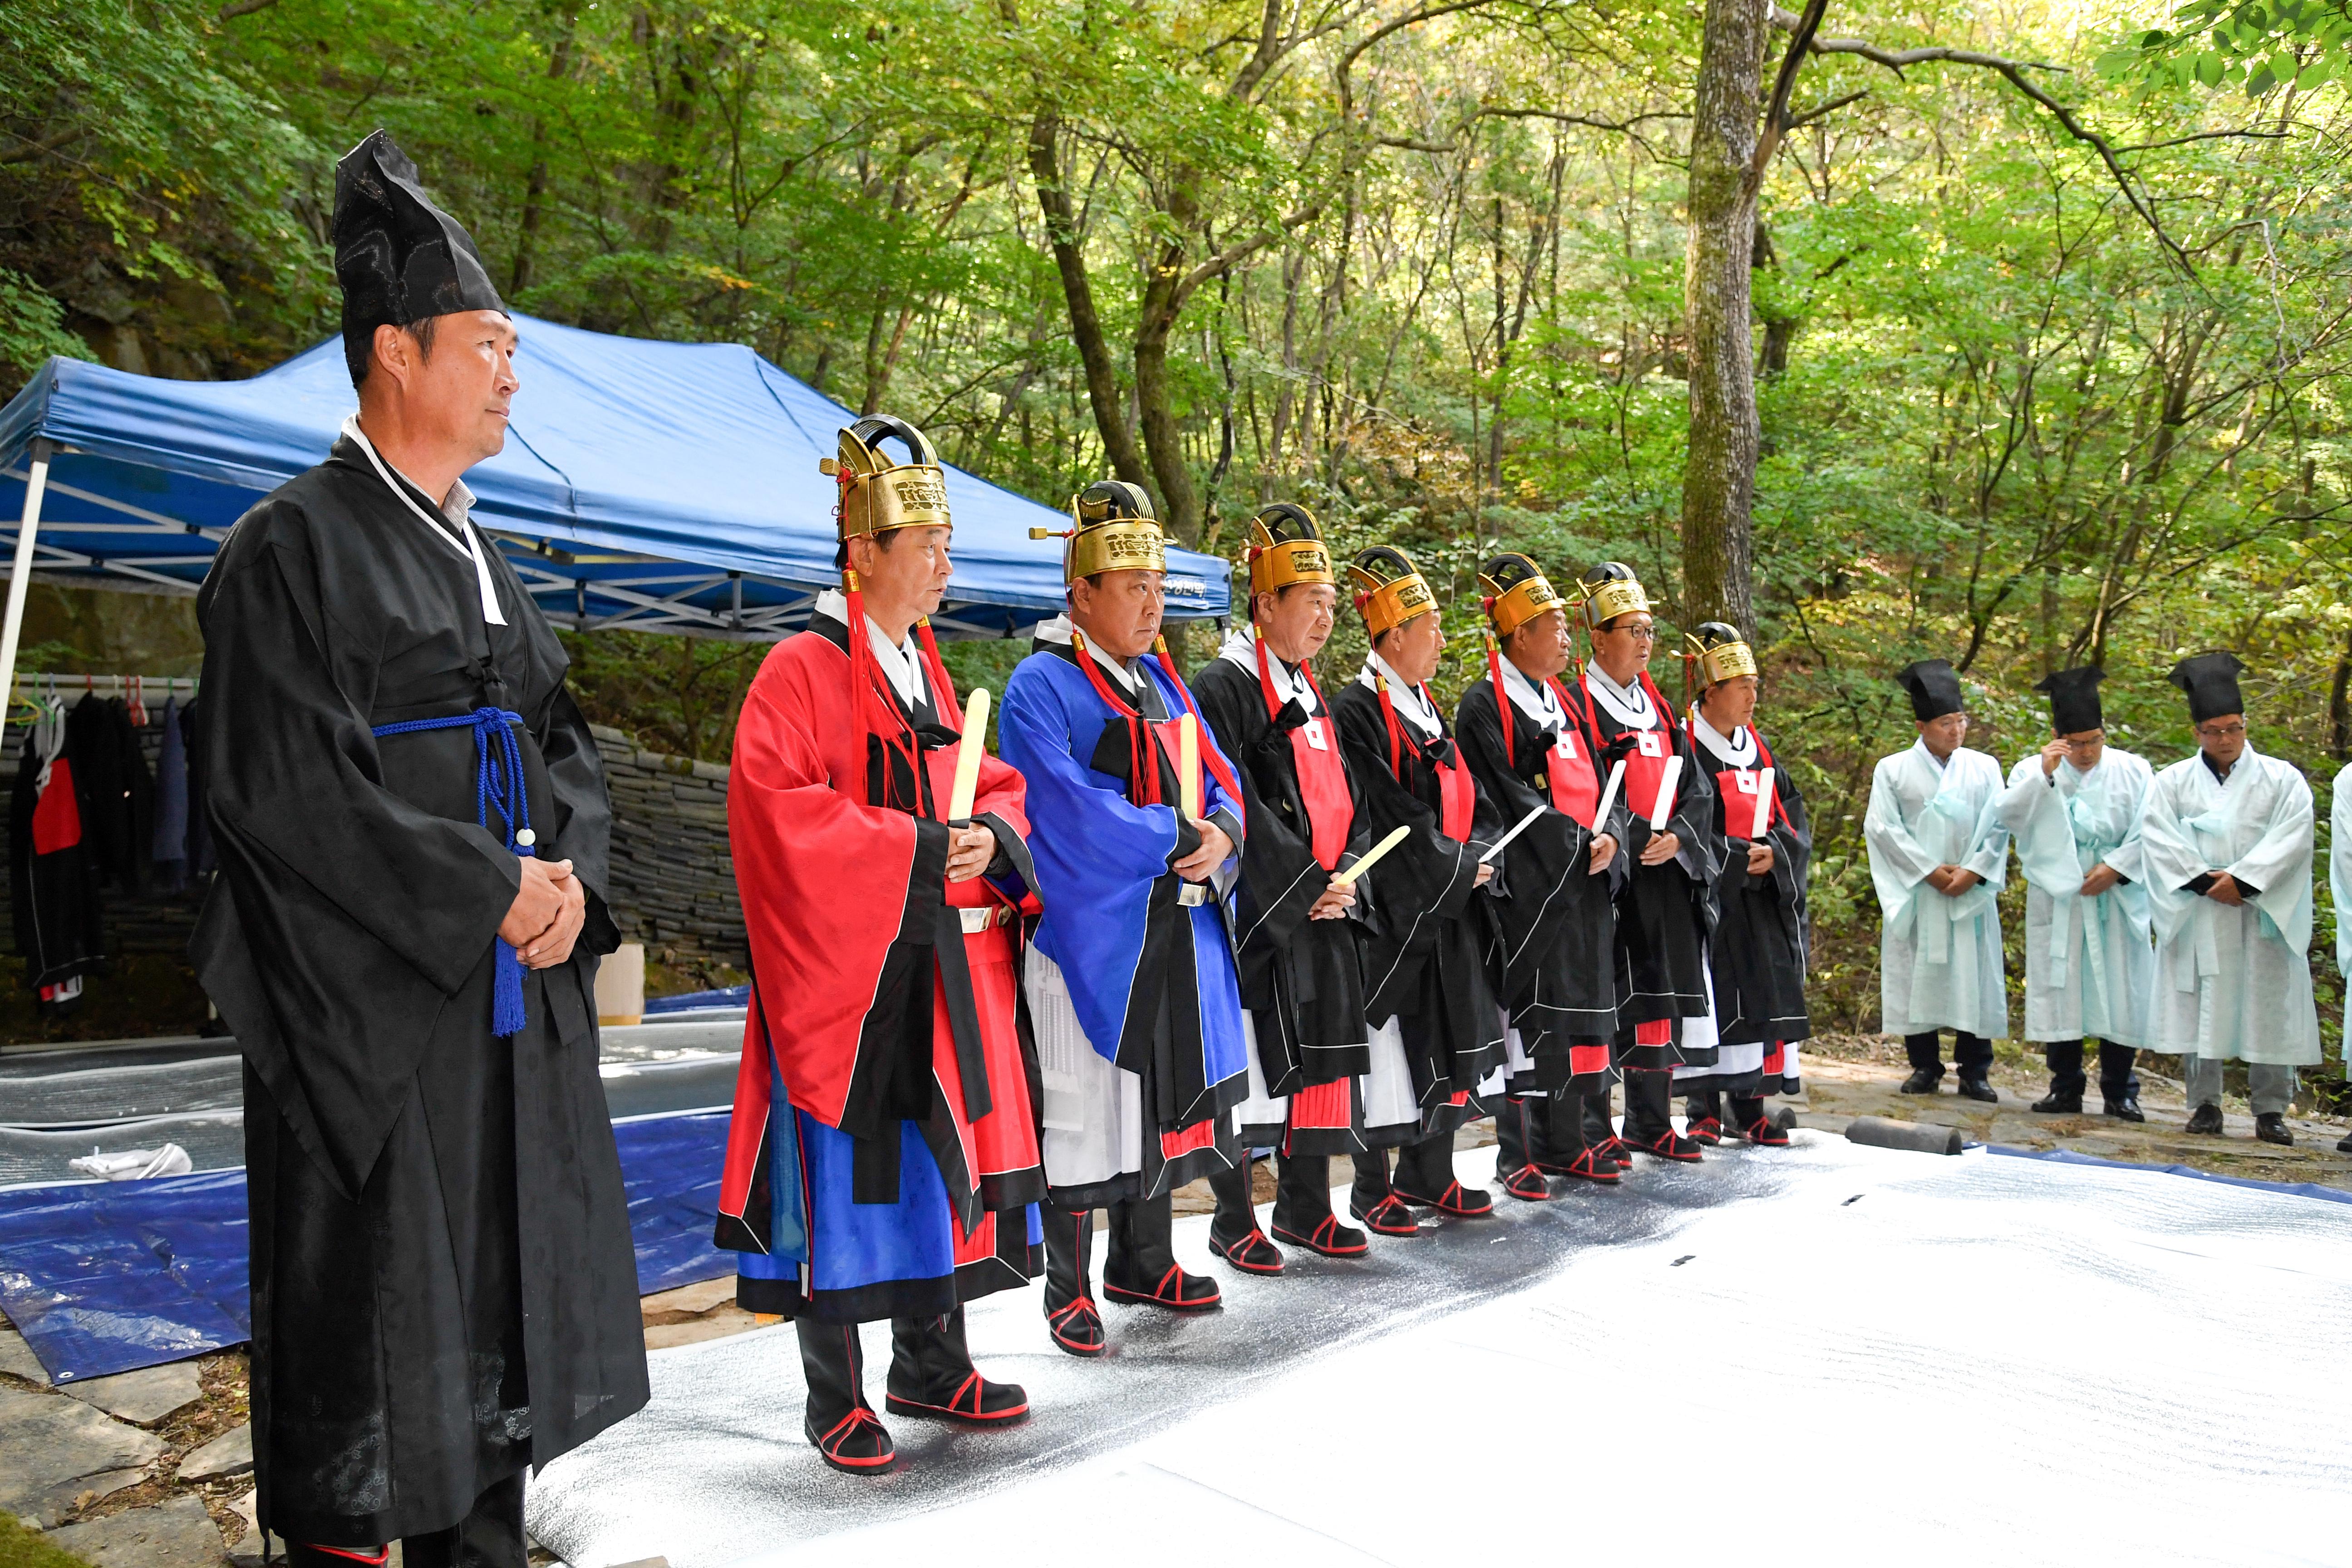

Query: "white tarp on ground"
left=529, top=1137, right=2352, bottom=1568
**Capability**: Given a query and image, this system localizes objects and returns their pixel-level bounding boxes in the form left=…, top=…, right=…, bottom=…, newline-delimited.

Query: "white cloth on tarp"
left=69, top=1143, right=193, bottom=1180
left=1994, top=748, right=2155, bottom=1046
left=2137, top=745, right=2319, bottom=1065
left=1865, top=739, right=2010, bottom=1038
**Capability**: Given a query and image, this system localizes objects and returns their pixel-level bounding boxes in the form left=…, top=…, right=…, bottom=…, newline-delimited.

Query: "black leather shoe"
left=1898, top=1069, right=1941, bottom=1095
left=1955, top=1076, right=1998, bottom=1104
left=2336, top=1130, right=2352, bottom=1154
left=2255, top=1112, right=2293, bottom=1147
left=2105, top=1097, right=2145, bottom=1124
left=2185, top=1102, right=2224, bottom=1135
left=2031, top=1087, right=2083, bottom=1114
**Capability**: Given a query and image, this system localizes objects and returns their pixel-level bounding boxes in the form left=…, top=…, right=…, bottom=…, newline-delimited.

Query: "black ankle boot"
left=1104, top=1192, right=1222, bottom=1309
left=885, top=1307, right=1028, bottom=1427
left=1271, top=1154, right=1368, bottom=1257
left=1683, top=1086, right=1725, bottom=1145
left=1623, top=1070, right=1702, bottom=1161
left=797, top=1319, right=895, bottom=1474
left=1208, top=1159, right=1285, bottom=1273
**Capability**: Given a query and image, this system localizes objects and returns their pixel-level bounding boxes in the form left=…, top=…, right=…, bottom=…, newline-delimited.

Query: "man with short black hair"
left=197, top=130, right=645, bottom=1561
left=1865, top=659, right=2010, bottom=1099
left=2140, top=653, right=2317, bottom=1145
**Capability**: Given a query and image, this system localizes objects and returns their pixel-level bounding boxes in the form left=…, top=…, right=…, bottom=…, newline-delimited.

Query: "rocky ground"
left=9, top=1033, right=2345, bottom=1565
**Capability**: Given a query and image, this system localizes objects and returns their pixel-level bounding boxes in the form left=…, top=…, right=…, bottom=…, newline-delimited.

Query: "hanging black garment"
left=63, top=693, right=152, bottom=893
left=1192, top=654, right=1374, bottom=1093
left=1328, top=678, right=1504, bottom=1135
left=1693, top=723, right=1814, bottom=1049
left=8, top=722, right=106, bottom=994
left=1577, top=672, right=1722, bottom=1065
left=193, top=434, right=646, bottom=1545
left=182, top=695, right=216, bottom=878
left=1452, top=677, right=1621, bottom=1091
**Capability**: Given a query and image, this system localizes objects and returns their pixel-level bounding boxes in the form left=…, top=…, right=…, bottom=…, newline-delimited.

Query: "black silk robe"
left=1329, top=678, right=1505, bottom=1132
left=1192, top=654, right=1375, bottom=1094
left=1696, top=724, right=1814, bottom=1049
left=1452, top=678, right=1626, bottom=1091
left=193, top=436, right=647, bottom=1544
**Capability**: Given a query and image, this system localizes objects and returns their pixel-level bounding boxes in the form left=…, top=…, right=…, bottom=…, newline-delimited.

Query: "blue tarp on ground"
left=0, top=1110, right=733, bottom=1385
left=644, top=985, right=750, bottom=1015
left=1982, top=1141, right=2352, bottom=1205
left=0, top=317, right=1230, bottom=639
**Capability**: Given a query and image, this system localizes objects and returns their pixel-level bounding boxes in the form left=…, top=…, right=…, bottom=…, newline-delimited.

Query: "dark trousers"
left=1904, top=1031, right=1993, bottom=1078
left=1351, top=1131, right=1458, bottom=1208
left=1209, top=1152, right=1334, bottom=1241
left=2045, top=1038, right=2140, bottom=1102
left=795, top=1308, right=979, bottom=1430
left=285, top=1472, right=525, bottom=1568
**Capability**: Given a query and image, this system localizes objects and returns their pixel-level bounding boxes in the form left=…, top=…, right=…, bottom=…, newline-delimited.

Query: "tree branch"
left=1768, top=6, right=2194, bottom=275
left=1753, top=0, right=1833, bottom=180
left=1788, top=87, right=1869, bottom=128
left=217, top=0, right=280, bottom=17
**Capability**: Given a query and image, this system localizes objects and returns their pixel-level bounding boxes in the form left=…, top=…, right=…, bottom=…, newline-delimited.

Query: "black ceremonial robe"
left=1193, top=649, right=1374, bottom=1144
left=1329, top=674, right=1504, bottom=1135
left=193, top=435, right=647, bottom=1545
left=1453, top=673, right=1626, bottom=1093
left=1579, top=668, right=1722, bottom=1066
left=1691, top=718, right=1813, bottom=1053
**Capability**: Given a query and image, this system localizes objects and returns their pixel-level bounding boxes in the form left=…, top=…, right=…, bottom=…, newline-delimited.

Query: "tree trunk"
left=1026, top=111, right=1154, bottom=500
left=1133, top=236, right=1203, bottom=543
left=509, top=11, right=579, bottom=295
left=1680, top=0, right=1770, bottom=635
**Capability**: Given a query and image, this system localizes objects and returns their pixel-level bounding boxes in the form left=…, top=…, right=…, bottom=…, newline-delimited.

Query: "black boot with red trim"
left=1269, top=1153, right=1370, bottom=1256
left=1207, top=1157, right=1288, bottom=1273
left=1730, top=1094, right=1791, bottom=1147
left=1041, top=1206, right=1107, bottom=1356
left=287, top=1547, right=390, bottom=1567
left=1495, top=1096, right=1557, bottom=1200
left=797, top=1319, right=898, bottom=1475
left=884, top=1307, right=1029, bottom=1427
left=1584, top=1088, right=1633, bottom=1170
left=1390, top=1131, right=1495, bottom=1216
left=1624, top=1069, right=1703, bottom=1162
left=1346, top=1146, right=1424, bottom=1236
left=1683, top=1086, right=1725, bottom=1146
left=1103, top=1192, right=1223, bottom=1310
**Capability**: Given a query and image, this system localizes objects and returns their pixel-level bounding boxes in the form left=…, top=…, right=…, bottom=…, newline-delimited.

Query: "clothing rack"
left=7, top=672, right=198, bottom=737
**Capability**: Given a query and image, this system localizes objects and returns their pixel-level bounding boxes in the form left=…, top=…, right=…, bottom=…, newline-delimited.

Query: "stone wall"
left=0, top=722, right=744, bottom=968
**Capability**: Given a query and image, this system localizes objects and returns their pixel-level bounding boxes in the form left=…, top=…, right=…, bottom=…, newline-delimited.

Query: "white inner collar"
left=1499, top=657, right=1566, bottom=732
left=1359, top=652, right=1440, bottom=737
left=815, top=589, right=924, bottom=711
left=1040, top=614, right=1151, bottom=699
left=341, top=414, right=505, bottom=626
left=1689, top=706, right=1757, bottom=767
left=1584, top=664, right=1657, bottom=729
left=1219, top=628, right=1319, bottom=714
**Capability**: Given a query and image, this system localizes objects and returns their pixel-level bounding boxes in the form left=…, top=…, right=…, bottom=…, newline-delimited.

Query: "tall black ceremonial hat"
left=1348, top=545, right=1436, bottom=640
left=334, top=129, right=507, bottom=385
left=2033, top=665, right=2106, bottom=734
left=2167, top=651, right=2247, bottom=724
left=1894, top=659, right=1965, bottom=721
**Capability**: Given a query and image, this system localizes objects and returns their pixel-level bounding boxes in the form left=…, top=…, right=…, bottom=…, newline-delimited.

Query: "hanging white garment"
left=1865, top=740, right=2010, bottom=1038
left=1993, top=748, right=2156, bottom=1046
left=2138, top=746, right=2319, bottom=1065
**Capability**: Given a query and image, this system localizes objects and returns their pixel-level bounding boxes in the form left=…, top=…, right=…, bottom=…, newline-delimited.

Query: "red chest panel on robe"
left=1712, top=766, right=1780, bottom=839
left=1288, top=708, right=1351, bottom=870
left=1619, top=723, right=1676, bottom=823
left=1542, top=724, right=1600, bottom=827
left=1433, top=744, right=1476, bottom=841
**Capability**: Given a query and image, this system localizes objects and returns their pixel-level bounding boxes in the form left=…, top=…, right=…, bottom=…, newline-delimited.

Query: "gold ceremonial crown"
left=1348, top=546, right=1437, bottom=640
left=1244, top=502, right=1335, bottom=598
left=1684, top=623, right=1757, bottom=687
left=1574, top=562, right=1650, bottom=631
left=1478, top=554, right=1565, bottom=639
left=1030, top=480, right=1166, bottom=583
left=819, top=415, right=950, bottom=541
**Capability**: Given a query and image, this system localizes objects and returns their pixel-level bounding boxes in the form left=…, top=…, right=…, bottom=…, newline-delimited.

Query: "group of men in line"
left=200, top=132, right=2340, bottom=1557
left=1867, top=652, right=2332, bottom=1150
left=716, top=419, right=1821, bottom=1473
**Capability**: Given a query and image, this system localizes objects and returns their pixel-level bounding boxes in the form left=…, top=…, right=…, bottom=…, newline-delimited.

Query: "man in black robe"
left=1676, top=622, right=1808, bottom=1146
left=1194, top=504, right=1380, bottom=1270
left=1452, top=554, right=1627, bottom=1196
left=1572, top=562, right=1722, bottom=1163
left=1329, top=547, right=1504, bottom=1224
left=193, top=130, right=646, bottom=1561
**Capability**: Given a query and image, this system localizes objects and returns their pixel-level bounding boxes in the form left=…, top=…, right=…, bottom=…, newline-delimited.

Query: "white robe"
left=1865, top=740, right=2010, bottom=1038
left=1993, top=749, right=2155, bottom=1047
left=2138, top=746, right=2320, bottom=1065
left=2333, top=760, right=2352, bottom=977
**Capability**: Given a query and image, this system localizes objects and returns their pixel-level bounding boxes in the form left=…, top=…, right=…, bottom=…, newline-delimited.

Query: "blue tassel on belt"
left=371, top=706, right=535, bottom=1037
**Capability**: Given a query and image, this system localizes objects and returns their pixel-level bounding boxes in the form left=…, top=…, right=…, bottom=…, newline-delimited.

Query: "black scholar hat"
left=1894, top=659, right=1965, bottom=722
left=2033, top=666, right=2106, bottom=735
left=334, top=129, right=507, bottom=387
left=2167, top=652, right=2247, bottom=725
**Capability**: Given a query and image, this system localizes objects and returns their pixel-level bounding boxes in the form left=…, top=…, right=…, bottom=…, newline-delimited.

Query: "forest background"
left=6, top=0, right=2350, bottom=1083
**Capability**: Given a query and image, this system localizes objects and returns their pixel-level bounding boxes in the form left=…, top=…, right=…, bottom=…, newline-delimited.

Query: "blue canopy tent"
left=0, top=313, right=1230, bottom=697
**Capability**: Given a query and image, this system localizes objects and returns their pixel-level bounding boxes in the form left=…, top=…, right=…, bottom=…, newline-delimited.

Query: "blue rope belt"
left=371, top=706, right=534, bottom=1037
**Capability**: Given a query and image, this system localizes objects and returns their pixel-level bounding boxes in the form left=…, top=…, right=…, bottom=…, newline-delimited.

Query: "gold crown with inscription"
left=1244, top=502, right=1335, bottom=599
left=1478, top=552, right=1566, bottom=639
left=1684, top=621, right=1758, bottom=687
left=1349, top=546, right=1437, bottom=640
left=1030, top=480, right=1167, bottom=583
left=1573, top=561, right=1651, bottom=631
left=820, top=415, right=951, bottom=541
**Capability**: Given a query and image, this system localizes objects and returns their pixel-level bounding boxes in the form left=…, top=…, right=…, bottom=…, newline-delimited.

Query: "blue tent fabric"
left=1981, top=1142, right=2352, bottom=1206
left=643, top=985, right=751, bottom=1015
left=0, top=318, right=1230, bottom=639
left=0, top=1110, right=733, bottom=1385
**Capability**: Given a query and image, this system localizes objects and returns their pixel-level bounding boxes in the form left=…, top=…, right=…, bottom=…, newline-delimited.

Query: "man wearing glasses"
left=2137, top=653, right=2318, bottom=1144
left=1993, top=667, right=2154, bottom=1122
